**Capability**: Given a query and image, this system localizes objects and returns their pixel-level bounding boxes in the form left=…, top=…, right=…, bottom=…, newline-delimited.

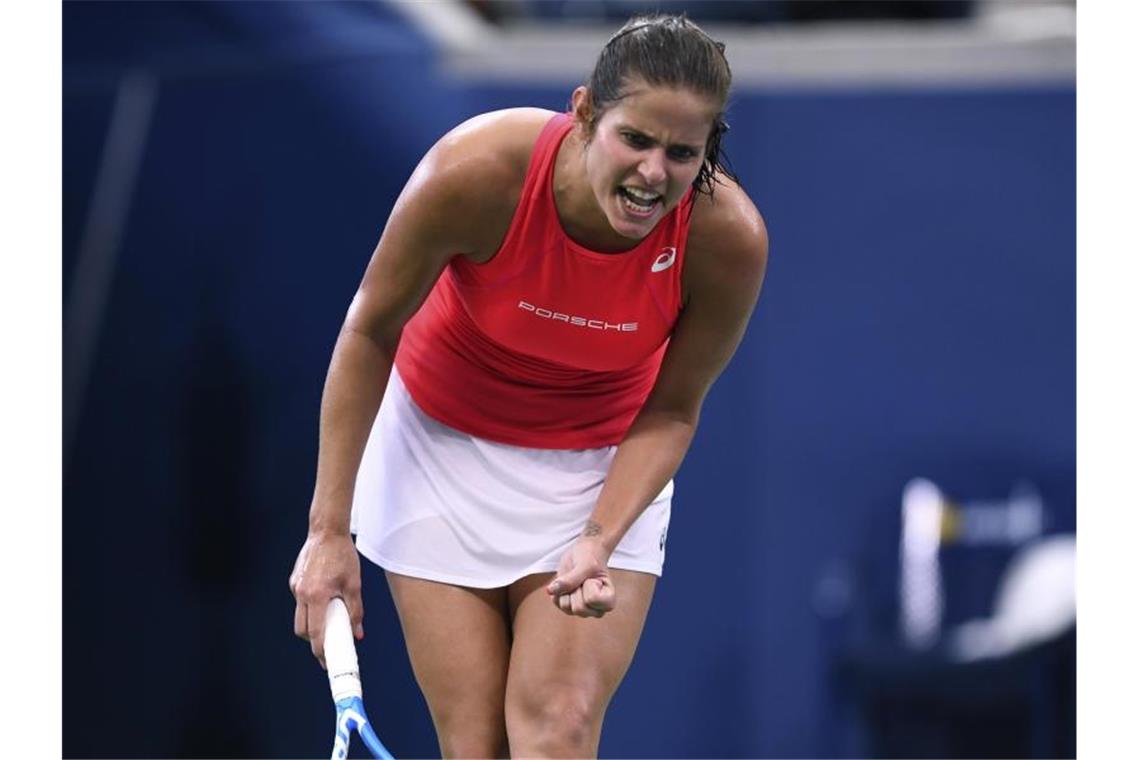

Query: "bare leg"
left=386, top=571, right=512, bottom=758
left=503, top=569, right=657, bottom=758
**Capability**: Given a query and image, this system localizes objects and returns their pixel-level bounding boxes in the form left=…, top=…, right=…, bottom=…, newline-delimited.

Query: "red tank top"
left=394, top=112, right=693, bottom=448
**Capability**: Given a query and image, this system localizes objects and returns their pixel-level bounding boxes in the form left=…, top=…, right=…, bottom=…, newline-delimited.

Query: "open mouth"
left=617, top=186, right=662, bottom=218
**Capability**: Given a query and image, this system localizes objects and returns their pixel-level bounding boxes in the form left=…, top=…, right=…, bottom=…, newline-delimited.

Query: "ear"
left=570, top=86, right=593, bottom=132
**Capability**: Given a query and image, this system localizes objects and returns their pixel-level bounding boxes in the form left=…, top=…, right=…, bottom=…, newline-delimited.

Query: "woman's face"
left=575, top=81, right=721, bottom=241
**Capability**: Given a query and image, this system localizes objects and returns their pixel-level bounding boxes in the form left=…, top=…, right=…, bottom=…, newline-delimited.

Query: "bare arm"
left=308, top=158, right=466, bottom=535
left=288, top=114, right=531, bottom=663
left=548, top=187, right=769, bottom=616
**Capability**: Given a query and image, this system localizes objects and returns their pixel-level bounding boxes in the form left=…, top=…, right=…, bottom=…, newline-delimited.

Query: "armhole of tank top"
left=453, top=113, right=570, bottom=279
left=648, top=187, right=695, bottom=324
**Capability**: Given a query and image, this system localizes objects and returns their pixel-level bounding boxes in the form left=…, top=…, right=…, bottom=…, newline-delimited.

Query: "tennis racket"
left=324, top=597, right=395, bottom=760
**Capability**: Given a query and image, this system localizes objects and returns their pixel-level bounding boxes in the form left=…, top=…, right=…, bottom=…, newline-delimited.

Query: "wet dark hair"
left=582, top=14, right=738, bottom=197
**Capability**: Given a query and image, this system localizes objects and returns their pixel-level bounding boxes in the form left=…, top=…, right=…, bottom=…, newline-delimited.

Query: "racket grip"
left=324, top=598, right=363, bottom=701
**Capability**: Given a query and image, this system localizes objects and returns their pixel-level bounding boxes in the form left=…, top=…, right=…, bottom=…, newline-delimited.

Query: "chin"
left=608, top=201, right=662, bottom=240
left=608, top=216, right=653, bottom=240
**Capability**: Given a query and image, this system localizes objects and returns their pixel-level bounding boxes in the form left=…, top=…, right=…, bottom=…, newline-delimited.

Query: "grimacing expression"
left=581, top=83, right=722, bottom=240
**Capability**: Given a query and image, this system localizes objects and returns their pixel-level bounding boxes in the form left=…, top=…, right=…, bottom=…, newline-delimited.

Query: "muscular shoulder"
left=683, top=177, right=769, bottom=303
left=433, top=107, right=554, bottom=178
left=411, top=108, right=556, bottom=258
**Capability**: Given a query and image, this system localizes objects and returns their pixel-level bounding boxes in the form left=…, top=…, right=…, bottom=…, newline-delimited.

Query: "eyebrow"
left=619, top=126, right=701, bottom=154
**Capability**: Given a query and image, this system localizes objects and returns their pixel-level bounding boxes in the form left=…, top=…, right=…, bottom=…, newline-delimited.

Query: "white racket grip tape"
left=324, top=598, right=363, bottom=701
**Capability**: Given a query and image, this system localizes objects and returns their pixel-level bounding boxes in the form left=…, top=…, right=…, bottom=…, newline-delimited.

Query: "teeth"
left=623, top=187, right=659, bottom=203
left=621, top=193, right=655, bottom=216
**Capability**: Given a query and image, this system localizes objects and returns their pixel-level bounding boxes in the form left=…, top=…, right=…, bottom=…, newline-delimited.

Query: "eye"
left=667, top=146, right=699, bottom=162
left=621, top=131, right=651, bottom=148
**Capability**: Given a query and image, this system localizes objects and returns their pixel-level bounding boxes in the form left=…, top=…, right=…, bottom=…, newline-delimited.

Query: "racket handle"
left=324, top=598, right=363, bottom=701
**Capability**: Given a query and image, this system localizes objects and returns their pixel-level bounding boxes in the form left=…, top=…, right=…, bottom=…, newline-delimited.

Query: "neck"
left=553, top=130, right=640, bottom=253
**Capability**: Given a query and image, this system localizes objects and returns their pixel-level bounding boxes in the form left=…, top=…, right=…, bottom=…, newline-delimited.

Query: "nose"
left=638, top=148, right=667, bottom=187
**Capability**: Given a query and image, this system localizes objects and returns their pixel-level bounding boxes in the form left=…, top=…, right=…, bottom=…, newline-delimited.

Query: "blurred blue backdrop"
left=63, top=2, right=1074, bottom=757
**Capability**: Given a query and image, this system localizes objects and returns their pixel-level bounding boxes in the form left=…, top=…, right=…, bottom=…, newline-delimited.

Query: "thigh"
left=385, top=571, right=512, bottom=757
left=503, top=570, right=657, bottom=752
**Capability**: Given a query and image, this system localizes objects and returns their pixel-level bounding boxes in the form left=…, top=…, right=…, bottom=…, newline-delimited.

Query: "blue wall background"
left=63, top=2, right=1074, bottom=757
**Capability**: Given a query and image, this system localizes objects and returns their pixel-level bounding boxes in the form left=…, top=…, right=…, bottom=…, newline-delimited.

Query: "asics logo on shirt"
left=518, top=301, right=638, bottom=332
left=651, top=247, right=677, bottom=273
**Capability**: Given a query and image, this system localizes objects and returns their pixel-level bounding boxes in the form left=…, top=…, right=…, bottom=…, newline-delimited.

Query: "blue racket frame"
left=324, top=597, right=395, bottom=760
left=332, top=695, right=394, bottom=760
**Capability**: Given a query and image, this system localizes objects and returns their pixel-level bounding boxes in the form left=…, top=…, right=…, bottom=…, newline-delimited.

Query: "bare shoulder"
left=684, top=176, right=769, bottom=301
left=433, top=107, right=556, bottom=175
left=640, top=176, right=769, bottom=416
left=409, top=107, right=556, bottom=257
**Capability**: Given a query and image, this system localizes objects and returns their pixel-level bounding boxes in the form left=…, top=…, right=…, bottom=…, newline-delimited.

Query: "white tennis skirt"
left=350, top=369, right=672, bottom=589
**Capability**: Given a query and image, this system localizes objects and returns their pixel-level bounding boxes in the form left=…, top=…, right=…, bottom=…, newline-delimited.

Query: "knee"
left=432, top=708, right=507, bottom=759
left=439, top=734, right=506, bottom=759
left=506, top=684, right=605, bottom=757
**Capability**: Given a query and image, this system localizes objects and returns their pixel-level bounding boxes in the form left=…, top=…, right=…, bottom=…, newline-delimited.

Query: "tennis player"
left=290, top=14, right=768, bottom=757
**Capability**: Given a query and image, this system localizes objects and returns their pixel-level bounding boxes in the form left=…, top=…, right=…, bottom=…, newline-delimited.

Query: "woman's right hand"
left=288, top=530, right=364, bottom=670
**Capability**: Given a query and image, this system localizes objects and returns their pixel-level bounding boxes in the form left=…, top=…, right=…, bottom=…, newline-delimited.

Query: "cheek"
left=587, top=146, right=625, bottom=195
left=668, top=164, right=702, bottom=199
left=596, top=135, right=636, bottom=173
left=586, top=155, right=611, bottom=200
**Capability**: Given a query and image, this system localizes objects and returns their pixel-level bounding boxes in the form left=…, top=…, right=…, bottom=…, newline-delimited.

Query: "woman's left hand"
left=546, top=538, right=617, bottom=618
